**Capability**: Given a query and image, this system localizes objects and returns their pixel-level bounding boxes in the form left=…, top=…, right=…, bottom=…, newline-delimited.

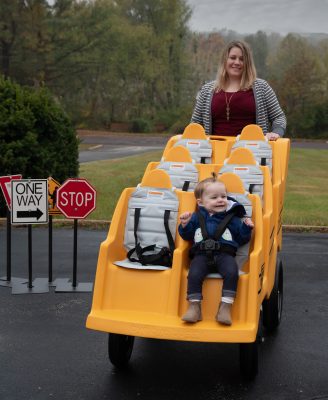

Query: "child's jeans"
left=187, top=253, right=239, bottom=301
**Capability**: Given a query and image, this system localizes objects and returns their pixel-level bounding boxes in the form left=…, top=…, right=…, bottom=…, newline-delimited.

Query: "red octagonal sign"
left=56, top=178, right=96, bottom=219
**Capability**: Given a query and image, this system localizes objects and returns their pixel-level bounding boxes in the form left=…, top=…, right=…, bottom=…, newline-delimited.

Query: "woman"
left=190, top=40, right=286, bottom=140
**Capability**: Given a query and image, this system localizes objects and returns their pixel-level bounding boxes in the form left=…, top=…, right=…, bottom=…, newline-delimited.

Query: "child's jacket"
left=178, top=200, right=252, bottom=254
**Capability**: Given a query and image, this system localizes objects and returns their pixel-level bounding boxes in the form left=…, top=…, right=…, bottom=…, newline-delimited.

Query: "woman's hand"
left=180, top=212, right=192, bottom=228
left=266, top=132, right=280, bottom=141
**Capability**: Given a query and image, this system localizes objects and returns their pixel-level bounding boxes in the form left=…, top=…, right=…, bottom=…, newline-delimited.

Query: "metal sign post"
left=0, top=175, right=27, bottom=287
left=47, top=177, right=62, bottom=286
left=55, top=178, right=96, bottom=292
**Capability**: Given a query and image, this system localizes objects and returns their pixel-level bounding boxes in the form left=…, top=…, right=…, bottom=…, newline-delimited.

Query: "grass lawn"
left=79, top=150, right=163, bottom=221
left=79, top=148, right=328, bottom=226
left=283, top=148, right=328, bottom=226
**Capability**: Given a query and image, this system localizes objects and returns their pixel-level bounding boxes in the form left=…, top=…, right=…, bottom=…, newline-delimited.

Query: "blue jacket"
left=178, top=201, right=252, bottom=252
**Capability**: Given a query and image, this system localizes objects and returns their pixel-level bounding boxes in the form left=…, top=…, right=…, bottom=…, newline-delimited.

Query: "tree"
left=0, top=76, right=79, bottom=215
left=268, top=34, right=326, bottom=137
left=245, top=31, right=268, bottom=79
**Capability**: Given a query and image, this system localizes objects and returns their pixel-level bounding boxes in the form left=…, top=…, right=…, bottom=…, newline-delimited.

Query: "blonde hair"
left=214, top=40, right=257, bottom=91
left=194, top=172, right=226, bottom=200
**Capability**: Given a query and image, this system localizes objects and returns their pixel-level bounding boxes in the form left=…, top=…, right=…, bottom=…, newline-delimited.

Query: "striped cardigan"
left=190, top=78, right=286, bottom=136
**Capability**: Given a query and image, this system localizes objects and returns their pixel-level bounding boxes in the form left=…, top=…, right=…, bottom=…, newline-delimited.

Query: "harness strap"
left=213, top=212, right=236, bottom=240
left=133, top=207, right=141, bottom=248
left=249, top=183, right=255, bottom=194
left=197, top=210, right=209, bottom=240
left=182, top=181, right=190, bottom=191
left=164, top=209, right=175, bottom=254
left=193, top=210, right=237, bottom=265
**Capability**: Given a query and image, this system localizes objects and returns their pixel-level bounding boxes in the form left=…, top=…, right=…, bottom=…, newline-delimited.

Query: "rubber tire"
left=240, top=341, right=258, bottom=380
left=239, top=311, right=262, bottom=380
left=263, top=257, right=283, bottom=333
left=108, top=333, right=134, bottom=368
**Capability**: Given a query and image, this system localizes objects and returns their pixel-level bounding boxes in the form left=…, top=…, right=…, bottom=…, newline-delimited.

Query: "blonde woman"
left=191, top=40, right=286, bottom=141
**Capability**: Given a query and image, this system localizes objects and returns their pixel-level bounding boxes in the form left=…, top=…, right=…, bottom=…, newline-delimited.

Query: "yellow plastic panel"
left=198, top=164, right=222, bottom=181
left=182, top=123, right=207, bottom=139
left=161, top=135, right=181, bottom=159
left=218, top=172, right=245, bottom=194
left=140, top=168, right=172, bottom=188
left=240, top=124, right=266, bottom=140
left=210, top=136, right=236, bottom=164
left=225, top=147, right=257, bottom=165
left=163, top=145, right=193, bottom=162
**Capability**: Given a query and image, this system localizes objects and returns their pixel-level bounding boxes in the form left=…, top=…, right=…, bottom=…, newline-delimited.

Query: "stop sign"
left=56, top=178, right=96, bottom=219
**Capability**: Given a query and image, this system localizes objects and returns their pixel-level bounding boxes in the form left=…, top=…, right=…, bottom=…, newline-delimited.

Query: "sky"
left=185, top=0, right=328, bottom=35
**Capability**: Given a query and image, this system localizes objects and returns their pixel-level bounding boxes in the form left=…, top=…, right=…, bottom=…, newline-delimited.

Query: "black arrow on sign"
left=17, top=209, right=43, bottom=220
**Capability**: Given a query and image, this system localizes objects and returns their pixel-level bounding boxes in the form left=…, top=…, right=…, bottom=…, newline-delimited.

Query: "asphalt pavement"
left=78, top=133, right=169, bottom=163
left=1, top=227, right=328, bottom=400
left=78, top=133, right=328, bottom=163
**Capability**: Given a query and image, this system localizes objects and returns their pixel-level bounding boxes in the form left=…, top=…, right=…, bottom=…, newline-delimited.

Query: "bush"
left=155, top=106, right=193, bottom=132
left=130, top=118, right=153, bottom=133
left=0, top=76, right=79, bottom=216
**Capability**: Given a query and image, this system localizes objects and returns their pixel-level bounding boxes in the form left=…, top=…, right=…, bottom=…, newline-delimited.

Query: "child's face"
left=197, top=182, right=228, bottom=214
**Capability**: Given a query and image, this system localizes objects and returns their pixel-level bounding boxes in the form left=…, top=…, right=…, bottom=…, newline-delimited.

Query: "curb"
left=0, top=218, right=327, bottom=233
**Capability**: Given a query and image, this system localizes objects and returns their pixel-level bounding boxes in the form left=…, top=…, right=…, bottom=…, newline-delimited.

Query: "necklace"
left=224, top=91, right=237, bottom=121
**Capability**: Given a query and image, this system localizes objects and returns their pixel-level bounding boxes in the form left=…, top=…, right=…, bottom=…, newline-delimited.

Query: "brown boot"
left=216, top=302, right=232, bottom=325
left=182, top=301, right=202, bottom=323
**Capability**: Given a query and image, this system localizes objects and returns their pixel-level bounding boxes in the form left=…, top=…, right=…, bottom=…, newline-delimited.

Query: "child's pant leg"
left=187, top=254, right=209, bottom=301
left=215, top=253, right=239, bottom=298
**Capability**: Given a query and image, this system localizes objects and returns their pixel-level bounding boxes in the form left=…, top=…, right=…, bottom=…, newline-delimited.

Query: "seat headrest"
left=218, top=172, right=245, bottom=194
left=225, top=148, right=257, bottom=165
left=163, top=146, right=193, bottom=163
left=239, top=124, right=267, bottom=141
left=182, top=123, right=207, bottom=140
left=140, top=169, right=172, bottom=189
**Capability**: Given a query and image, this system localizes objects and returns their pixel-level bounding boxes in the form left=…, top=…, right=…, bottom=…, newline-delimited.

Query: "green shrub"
left=0, top=76, right=79, bottom=216
left=130, top=118, right=153, bottom=133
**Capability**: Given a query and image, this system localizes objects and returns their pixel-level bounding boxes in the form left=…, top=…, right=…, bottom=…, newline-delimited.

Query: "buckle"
left=200, top=239, right=220, bottom=251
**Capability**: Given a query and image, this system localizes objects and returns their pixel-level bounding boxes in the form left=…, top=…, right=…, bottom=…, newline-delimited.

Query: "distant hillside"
left=293, top=32, right=328, bottom=43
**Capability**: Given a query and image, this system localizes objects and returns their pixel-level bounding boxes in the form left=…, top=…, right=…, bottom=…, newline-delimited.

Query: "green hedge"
left=0, top=76, right=79, bottom=215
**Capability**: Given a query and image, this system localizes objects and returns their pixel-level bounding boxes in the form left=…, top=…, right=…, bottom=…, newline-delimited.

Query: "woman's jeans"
left=187, top=253, right=239, bottom=301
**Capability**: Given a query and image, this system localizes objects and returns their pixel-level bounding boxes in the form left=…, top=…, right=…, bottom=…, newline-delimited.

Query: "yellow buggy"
left=86, top=123, right=290, bottom=379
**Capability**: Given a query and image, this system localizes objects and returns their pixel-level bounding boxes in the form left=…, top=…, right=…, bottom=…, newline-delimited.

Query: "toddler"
left=178, top=174, right=254, bottom=325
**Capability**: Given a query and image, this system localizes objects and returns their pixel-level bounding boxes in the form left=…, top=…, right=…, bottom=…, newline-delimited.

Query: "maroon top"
left=211, top=89, right=256, bottom=136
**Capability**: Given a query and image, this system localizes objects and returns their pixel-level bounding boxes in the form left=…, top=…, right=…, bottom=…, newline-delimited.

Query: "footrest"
left=114, top=259, right=170, bottom=271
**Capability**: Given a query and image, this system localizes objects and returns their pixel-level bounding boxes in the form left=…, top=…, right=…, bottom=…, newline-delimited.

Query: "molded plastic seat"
left=173, top=123, right=213, bottom=164
left=219, top=147, right=264, bottom=202
left=114, top=169, right=179, bottom=270
left=232, top=124, right=273, bottom=172
left=156, top=146, right=199, bottom=192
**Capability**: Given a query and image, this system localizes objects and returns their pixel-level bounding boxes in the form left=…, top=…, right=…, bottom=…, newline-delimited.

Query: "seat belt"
left=196, top=210, right=237, bottom=267
left=182, top=181, right=190, bottom=191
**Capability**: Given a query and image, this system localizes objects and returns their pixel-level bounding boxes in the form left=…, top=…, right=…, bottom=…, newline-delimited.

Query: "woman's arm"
left=263, top=81, right=287, bottom=138
left=190, top=86, right=205, bottom=126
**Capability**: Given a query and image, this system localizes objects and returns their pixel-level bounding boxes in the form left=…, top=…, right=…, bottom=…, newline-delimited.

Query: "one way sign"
left=11, top=179, right=48, bottom=224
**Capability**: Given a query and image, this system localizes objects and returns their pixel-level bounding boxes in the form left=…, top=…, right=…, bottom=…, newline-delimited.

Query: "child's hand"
left=180, top=212, right=192, bottom=228
left=243, top=217, right=254, bottom=228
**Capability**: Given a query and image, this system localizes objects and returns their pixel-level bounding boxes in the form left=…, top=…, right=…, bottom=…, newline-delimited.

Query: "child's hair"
left=194, top=172, right=227, bottom=199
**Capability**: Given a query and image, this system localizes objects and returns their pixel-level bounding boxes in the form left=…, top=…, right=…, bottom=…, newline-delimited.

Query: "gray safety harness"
left=189, top=209, right=238, bottom=268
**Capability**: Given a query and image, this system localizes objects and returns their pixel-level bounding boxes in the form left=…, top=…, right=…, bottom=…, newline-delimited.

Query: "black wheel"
left=239, top=311, right=262, bottom=380
left=240, top=341, right=258, bottom=380
left=108, top=333, right=134, bottom=368
left=263, top=257, right=283, bottom=333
